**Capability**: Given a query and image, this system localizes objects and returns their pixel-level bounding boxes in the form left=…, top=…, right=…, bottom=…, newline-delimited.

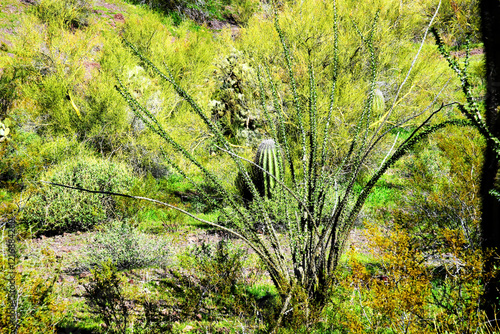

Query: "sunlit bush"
left=427, top=0, right=481, bottom=46
left=33, top=0, right=94, bottom=29
left=75, top=222, right=169, bottom=271
left=393, top=126, right=484, bottom=251
left=329, top=222, right=494, bottom=333
left=0, top=241, right=66, bottom=333
left=21, top=157, right=134, bottom=235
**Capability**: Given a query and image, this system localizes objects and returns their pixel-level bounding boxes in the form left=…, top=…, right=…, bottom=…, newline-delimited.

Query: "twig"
left=379, top=131, right=399, bottom=170
left=39, top=180, right=281, bottom=276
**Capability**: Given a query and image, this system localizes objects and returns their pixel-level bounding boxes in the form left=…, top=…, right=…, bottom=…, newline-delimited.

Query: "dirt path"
left=29, top=225, right=373, bottom=275
left=21, top=224, right=372, bottom=316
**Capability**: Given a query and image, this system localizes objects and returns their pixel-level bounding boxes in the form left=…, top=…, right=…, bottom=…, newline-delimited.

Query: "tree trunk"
left=480, top=0, right=500, bottom=321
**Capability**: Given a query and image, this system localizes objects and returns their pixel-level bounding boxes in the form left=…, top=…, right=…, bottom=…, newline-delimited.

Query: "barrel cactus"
left=235, top=139, right=281, bottom=202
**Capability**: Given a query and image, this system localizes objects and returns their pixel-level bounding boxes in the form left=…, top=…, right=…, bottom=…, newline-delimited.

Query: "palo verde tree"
left=48, top=0, right=469, bottom=329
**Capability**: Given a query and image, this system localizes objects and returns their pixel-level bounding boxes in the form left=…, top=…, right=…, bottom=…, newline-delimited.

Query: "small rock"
left=79, top=271, right=91, bottom=278
left=60, top=246, right=70, bottom=253
left=114, top=13, right=125, bottom=23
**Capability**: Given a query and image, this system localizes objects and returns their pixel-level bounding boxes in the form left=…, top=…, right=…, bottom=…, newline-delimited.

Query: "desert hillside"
left=0, top=0, right=496, bottom=333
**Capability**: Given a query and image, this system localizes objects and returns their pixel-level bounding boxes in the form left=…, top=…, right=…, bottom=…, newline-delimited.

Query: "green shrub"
left=116, top=0, right=471, bottom=328
left=1, top=132, right=92, bottom=196
left=429, top=0, right=481, bottom=46
left=192, top=239, right=246, bottom=295
left=21, top=157, right=134, bottom=235
left=16, top=9, right=129, bottom=155
left=391, top=126, right=484, bottom=252
left=83, top=260, right=129, bottom=333
left=0, top=67, right=19, bottom=119
left=75, top=222, right=169, bottom=271
left=331, top=222, right=495, bottom=333
left=118, top=143, right=171, bottom=179
left=161, top=239, right=261, bottom=325
left=0, top=220, right=66, bottom=333
left=135, top=207, right=183, bottom=234
left=0, top=130, right=44, bottom=193
left=0, top=254, right=65, bottom=334
left=33, top=0, right=93, bottom=29
left=37, top=135, right=93, bottom=166
left=128, top=0, right=260, bottom=25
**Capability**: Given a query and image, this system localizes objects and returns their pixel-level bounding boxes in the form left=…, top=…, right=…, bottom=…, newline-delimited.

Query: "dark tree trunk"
left=480, top=0, right=500, bottom=321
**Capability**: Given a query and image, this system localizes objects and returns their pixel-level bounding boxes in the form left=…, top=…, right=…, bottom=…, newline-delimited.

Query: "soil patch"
left=450, top=48, right=484, bottom=58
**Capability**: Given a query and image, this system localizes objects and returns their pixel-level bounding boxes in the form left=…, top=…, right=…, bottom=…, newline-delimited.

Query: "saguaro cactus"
left=235, top=139, right=281, bottom=202
left=253, top=139, right=280, bottom=198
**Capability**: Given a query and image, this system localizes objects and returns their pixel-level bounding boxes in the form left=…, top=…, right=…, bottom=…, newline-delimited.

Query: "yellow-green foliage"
left=237, top=0, right=460, bottom=162
left=160, top=239, right=271, bottom=330
left=224, top=0, right=261, bottom=24
left=333, top=223, right=493, bottom=333
left=327, top=126, right=489, bottom=333
left=429, top=0, right=481, bottom=45
left=3, top=0, right=474, bottom=187
left=118, top=12, right=231, bottom=158
left=393, top=125, right=484, bottom=250
left=83, top=260, right=129, bottom=332
left=21, top=156, right=135, bottom=234
left=341, top=224, right=433, bottom=333
left=0, top=67, right=18, bottom=119
left=0, top=130, right=41, bottom=193
left=6, top=0, right=233, bottom=182
left=37, top=135, right=92, bottom=166
left=0, top=0, right=490, bottom=332
left=33, top=0, right=94, bottom=29
left=14, top=14, right=130, bottom=142
left=135, top=0, right=261, bottom=25
left=0, top=244, right=66, bottom=334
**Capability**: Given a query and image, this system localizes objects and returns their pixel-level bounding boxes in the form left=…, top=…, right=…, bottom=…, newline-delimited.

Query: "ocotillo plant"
left=113, top=0, right=469, bottom=327
left=5, top=215, right=19, bottom=334
left=432, top=27, right=500, bottom=318
left=235, top=139, right=280, bottom=202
